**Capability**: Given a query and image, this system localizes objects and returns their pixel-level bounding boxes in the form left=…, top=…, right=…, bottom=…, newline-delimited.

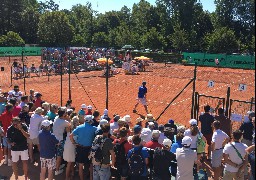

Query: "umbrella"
left=134, top=56, right=151, bottom=61
left=97, top=58, right=113, bottom=65
left=121, top=45, right=135, bottom=49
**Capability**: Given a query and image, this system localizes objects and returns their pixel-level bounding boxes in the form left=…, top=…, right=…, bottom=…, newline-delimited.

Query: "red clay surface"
left=0, top=56, right=255, bottom=179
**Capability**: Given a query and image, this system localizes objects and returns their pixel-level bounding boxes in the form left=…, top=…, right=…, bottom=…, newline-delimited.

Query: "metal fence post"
left=191, top=63, right=197, bottom=119
left=60, top=57, right=63, bottom=106
left=69, top=57, right=71, bottom=100
left=225, top=87, right=231, bottom=117
left=106, top=56, right=109, bottom=110
left=22, top=47, right=26, bottom=95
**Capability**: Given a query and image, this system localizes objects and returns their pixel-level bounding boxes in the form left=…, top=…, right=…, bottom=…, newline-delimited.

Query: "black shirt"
left=91, top=119, right=99, bottom=127
left=199, top=113, right=214, bottom=135
left=239, top=121, right=254, bottom=140
left=7, top=124, right=28, bottom=151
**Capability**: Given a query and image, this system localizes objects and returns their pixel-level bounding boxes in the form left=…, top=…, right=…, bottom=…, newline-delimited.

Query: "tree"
left=141, top=27, right=166, bottom=50
left=204, top=27, right=239, bottom=54
left=169, top=24, right=190, bottom=52
left=38, top=0, right=59, bottom=13
left=0, top=31, right=25, bottom=46
left=92, top=32, right=109, bottom=47
left=37, top=11, right=74, bottom=46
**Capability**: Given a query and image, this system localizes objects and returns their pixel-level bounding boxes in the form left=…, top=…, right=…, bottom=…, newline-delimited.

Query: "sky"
left=49, top=0, right=216, bottom=13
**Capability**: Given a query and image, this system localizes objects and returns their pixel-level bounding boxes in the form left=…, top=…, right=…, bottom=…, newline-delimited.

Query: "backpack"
left=195, top=169, right=208, bottom=180
left=152, top=148, right=164, bottom=173
left=128, top=147, right=145, bottom=176
left=114, top=140, right=127, bottom=166
left=197, top=134, right=205, bottom=154
left=89, top=135, right=106, bottom=163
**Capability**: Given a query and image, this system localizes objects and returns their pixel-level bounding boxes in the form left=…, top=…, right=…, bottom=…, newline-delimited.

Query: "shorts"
left=56, top=140, right=65, bottom=157
left=93, top=165, right=111, bottom=180
left=211, top=149, right=223, bottom=168
left=203, top=134, right=212, bottom=145
left=117, top=163, right=129, bottom=178
left=27, top=137, right=39, bottom=145
left=76, top=145, right=91, bottom=164
left=3, top=137, right=11, bottom=148
left=40, top=157, right=56, bottom=170
left=11, top=149, right=29, bottom=162
left=137, top=98, right=147, bottom=106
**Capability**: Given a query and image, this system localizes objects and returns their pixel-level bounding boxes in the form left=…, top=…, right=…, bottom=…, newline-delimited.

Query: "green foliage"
left=170, top=24, right=189, bottom=51
left=141, top=27, right=166, bottom=50
left=92, top=32, right=109, bottom=47
left=0, top=31, right=25, bottom=46
left=37, top=11, right=74, bottom=46
left=204, top=27, right=239, bottom=54
left=71, top=34, right=86, bottom=47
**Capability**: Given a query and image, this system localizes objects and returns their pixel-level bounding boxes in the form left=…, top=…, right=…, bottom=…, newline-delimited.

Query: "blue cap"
left=169, top=119, right=174, bottom=124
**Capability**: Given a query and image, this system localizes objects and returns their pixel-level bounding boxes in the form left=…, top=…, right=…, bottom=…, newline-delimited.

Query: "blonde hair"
left=72, top=116, right=79, bottom=129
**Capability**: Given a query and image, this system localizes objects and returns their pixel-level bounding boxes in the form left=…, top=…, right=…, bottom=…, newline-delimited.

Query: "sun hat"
left=124, top=115, right=131, bottom=123
left=177, top=125, right=186, bottom=133
left=141, top=128, right=152, bottom=136
left=182, top=136, right=192, bottom=146
left=163, top=139, right=172, bottom=148
left=152, top=130, right=160, bottom=137
left=35, top=107, right=43, bottom=114
left=146, top=114, right=154, bottom=122
left=148, top=122, right=154, bottom=126
left=87, top=105, right=92, bottom=110
left=136, top=117, right=143, bottom=123
left=133, top=125, right=142, bottom=134
left=189, top=119, right=197, bottom=126
left=99, top=119, right=108, bottom=126
left=81, top=104, right=87, bottom=109
left=41, top=120, right=52, bottom=127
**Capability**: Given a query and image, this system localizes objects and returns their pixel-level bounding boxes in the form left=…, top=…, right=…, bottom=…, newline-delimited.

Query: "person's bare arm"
left=17, top=124, right=30, bottom=139
left=223, top=153, right=239, bottom=168
left=222, top=137, right=230, bottom=148
left=246, top=145, right=255, bottom=154
left=69, top=133, right=77, bottom=145
left=109, top=149, right=116, bottom=167
left=211, top=142, right=215, bottom=151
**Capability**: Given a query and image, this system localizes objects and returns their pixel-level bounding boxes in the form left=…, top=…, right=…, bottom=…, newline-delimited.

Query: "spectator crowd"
left=0, top=85, right=255, bottom=180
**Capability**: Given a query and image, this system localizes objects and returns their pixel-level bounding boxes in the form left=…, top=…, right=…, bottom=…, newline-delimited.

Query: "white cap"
left=81, top=104, right=87, bottom=109
left=141, top=128, right=152, bottom=136
left=163, top=139, right=172, bottom=147
left=124, top=115, right=131, bottom=123
left=87, top=105, right=92, bottom=110
left=85, top=115, right=94, bottom=123
left=148, top=122, right=154, bottom=126
left=99, top=119, right=108, bottom=126
left=189, top=119, right=197, bottom=126
left=41, top=120, right=52, bottom=127
left=152, top=130, right=160, bottom=137
left=8, top=91, right=13, bottom=95
left=182, top=136, right=192, bottom=146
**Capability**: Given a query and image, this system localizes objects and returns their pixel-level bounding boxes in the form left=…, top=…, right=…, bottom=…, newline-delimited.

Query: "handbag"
left=197, top=134, right=206, bottom=154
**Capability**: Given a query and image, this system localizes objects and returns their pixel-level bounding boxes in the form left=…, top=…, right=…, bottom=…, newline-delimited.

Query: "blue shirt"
left=171, top=141, right=182, bottom=153
left=78, top=109, right=85, bottom=116
left=46, top=111, right=57, bottom=121
left=72, top=123, right=97, bottom=146
left=38, top=129, right=59, bottom=159
left=138, top=86, right=147, bottom=98
left=127, top=146, right=149, bottom=176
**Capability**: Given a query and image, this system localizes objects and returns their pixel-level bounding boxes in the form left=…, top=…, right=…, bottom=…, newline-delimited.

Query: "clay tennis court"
left=0, top=56, right=255, bottom=179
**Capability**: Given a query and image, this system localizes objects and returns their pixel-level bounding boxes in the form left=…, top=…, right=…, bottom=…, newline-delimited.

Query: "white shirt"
left=223, top=142, right=248, bottom=172
left=176, top=148, right=197, bottom=180
left=212, top=129, right=229, bottom=150
left=184, top=129, right=203, bottom=149
left=110, top=122, right=119, bottom=135
left=29, top=114, right=46, bottom=139
left=53, top=117, right=69, bottom=141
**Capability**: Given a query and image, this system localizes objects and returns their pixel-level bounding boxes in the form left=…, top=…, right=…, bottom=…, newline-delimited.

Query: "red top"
left=12, top=105, right=21, bottom=117
left=85, top=111, right=92, bottom=115
left=145, top=140, right=163, bottom=149
left=113, top=138, right=133, bottom=154
left=0, top=111, right=13, bottom=135
left=34, top=98, right=42, bottom=108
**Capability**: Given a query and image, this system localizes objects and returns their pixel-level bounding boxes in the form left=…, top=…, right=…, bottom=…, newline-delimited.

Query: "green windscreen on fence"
left=183, top=52, right=255, bottom=69
left=0, top=47, right=43, bottom=56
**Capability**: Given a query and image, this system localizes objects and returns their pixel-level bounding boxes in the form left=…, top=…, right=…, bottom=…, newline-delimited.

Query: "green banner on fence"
left=0, top=47, right=43, bottom=56
left=183, top=53, right=255, bottom=69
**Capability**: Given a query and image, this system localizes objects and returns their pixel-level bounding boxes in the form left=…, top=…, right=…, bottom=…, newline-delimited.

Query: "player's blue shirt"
left=138, top=86, right=147, bottom=98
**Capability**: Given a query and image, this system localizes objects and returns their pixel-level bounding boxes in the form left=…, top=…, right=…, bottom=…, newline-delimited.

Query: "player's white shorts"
left=137, top=98, right=147, bottom=106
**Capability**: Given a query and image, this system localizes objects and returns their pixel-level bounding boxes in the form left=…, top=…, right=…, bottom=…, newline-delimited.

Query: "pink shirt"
left=12, top=105, right=21, bottom=117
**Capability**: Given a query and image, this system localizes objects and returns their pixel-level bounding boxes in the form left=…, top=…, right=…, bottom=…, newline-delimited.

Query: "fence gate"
left=228, top=98, right=255, bottom=120
left=194, top=92, right=226, bottom=120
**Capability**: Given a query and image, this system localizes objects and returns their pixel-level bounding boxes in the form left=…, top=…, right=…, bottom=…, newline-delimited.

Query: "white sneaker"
left=8, top=159, right=12, bottom=166
left=55, top=169, right=64, bottom=176
left=59, top=164, right=65, bottom=169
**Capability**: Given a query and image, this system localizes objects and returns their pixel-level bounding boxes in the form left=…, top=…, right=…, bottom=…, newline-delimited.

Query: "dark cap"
left=249, top=112, right=255, bottom=118
left=142, top=81, right=146, bottom=85
left=133, top=125, right=142, bottom=133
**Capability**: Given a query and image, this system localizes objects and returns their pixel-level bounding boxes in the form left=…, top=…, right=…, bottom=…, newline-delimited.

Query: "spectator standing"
left=46, top=104, right=58, bottom=121
left=145, top=130, right=163, bottom=149
left=91, top=124, right=116, bottom=180
left=28, top=107, right=45, bottom=163
left=0, top=94, right=6, bottom=115
left=127, top=135, right=149, bottom=180
left=110, top=115, right=120, bottom=135
left=70, top=115, right=97, bottom=180
left=34, top=92, right=43, bottom=108
left=153, top=139, right=176, bottom=180
left=215, top=108, right=231, bottom=137
left=9, top=98, right=21, bottom=117
left=29, top=89, right=35, bottom=103
left=145, top=114, right=158, bottom=130
left=223, top=130, right=248, bottom=180
left=78, top=104, right=87, bottom=118
left=7, top=117, right=30, bottom=180
left=199, top=105, right=214, bottom=159
left=86, top=105, right=93, bottom=115
left=52, top=109, right=71, bottom=175
left=19, top=96, right=28, bottom=108
left=38, top=120, right=59, bottom=180
left=101, top=109, right=111, bottom=122
left=239, top=112, right=255, bottom=146
left=158, top=124, right=167, bottom=144
left=140, top=128, right=152, bottom=146
left=171, top=132, right=184, bottom=154
left=19, top=104, right=30, bottom=126
left=246, top=144, right=255, bottom=179
left=91, top=110, right=100, bottom=127
left=176, top=136, right=198, bottom=180
left=0, top=104, right=13, bottom=166
left=211, top=120, right=230, bottom=180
